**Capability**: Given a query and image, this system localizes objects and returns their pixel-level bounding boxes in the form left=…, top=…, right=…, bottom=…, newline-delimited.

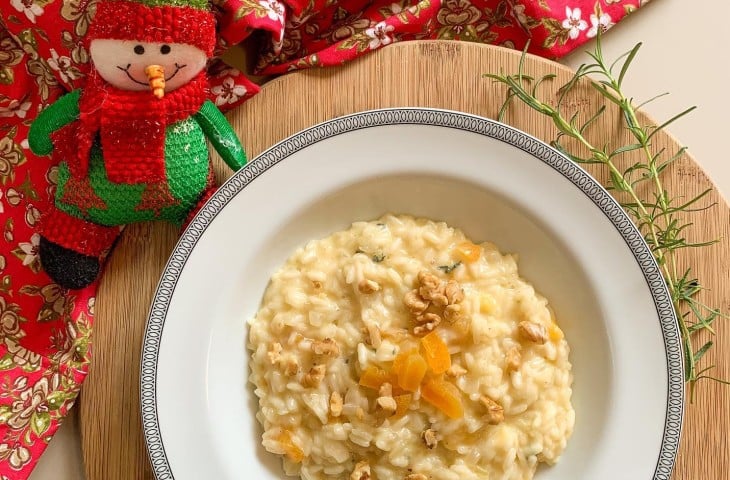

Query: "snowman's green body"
left=46, top=91, right=235, bottom=226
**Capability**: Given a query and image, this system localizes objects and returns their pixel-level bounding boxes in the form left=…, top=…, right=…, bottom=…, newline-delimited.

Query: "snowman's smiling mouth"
left=116, top=63, right=187, bottom=86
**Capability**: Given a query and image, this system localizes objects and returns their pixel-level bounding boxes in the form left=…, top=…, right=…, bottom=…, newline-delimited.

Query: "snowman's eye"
left=134, top=45, right=145, bottom=55
left=160, top=45, right=171, bottom=55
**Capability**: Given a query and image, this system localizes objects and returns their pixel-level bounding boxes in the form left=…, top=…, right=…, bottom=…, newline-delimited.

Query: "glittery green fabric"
left=28, top=90, right=80, bottom=156
left=55, top=116, right=210, bottom=225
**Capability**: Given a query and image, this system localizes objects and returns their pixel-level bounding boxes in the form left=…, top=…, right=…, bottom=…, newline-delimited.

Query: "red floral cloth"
left=0, top=0, right=645, bottom=477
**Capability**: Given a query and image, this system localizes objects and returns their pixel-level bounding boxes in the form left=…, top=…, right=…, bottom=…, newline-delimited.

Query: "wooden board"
left=79, top=41, right=730, bottom=479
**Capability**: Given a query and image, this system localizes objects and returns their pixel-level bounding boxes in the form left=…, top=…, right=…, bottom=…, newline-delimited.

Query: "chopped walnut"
left=404, top=290, right=430, bottom=315
left=443, top=303, right=462, bottom=322
left=379, top=382, right=393, bottom=398
left=330, top=392, right=343, bottom=417
left=312, top=280, right=323, bottom=289
left=355, top=407, right=365, bottom=421
left=413, top=312, right=441, bottom=336
left=444, top=280, right=464, bottom=305
left=446, top=364, right=467, bottom=378
left=351, top=460, right=371, bottom=480
left=418, top=271, right=448, bottom=306
left=405, top=474, right=428, bottom=480
left=303, top=364, right=326, bottom=388
left=364, top=323, right=382, bottom=348
left=267, top=342, right=283, bottom=365
left=422, top=428, right=438, bottom=449
left=377, top=396, right=397, bottom=413
left=413, top=323, right=437, bottom=336
left=283, top=357, right=299, bottom=376
left=311, top=338, right=340, bottom=356
left=505, top=346, right=521, bottom=371
left=358, top=279, right=381, bottom=294
left=418, top=271, right=441, bottom=290
left=518, top=321, right=548, bottom=344
left=415, top=312, right=441, bottom=325
left=376, top=382, right=397, bottom=413
left=480, top=395, right=504, bottom=424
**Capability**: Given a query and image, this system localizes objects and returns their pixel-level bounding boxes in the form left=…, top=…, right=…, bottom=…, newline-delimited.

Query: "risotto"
left=247, top=214, right=574, bottom=480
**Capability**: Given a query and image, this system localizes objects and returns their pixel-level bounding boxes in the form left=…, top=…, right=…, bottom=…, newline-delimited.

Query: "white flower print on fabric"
left=0, top=99, right=31, bottom=119
left=17, top=233, right=40, bottom=267
left=211, top=77, right=248, bottom=106
left=562, top=7, right=588, bottom=40
left=258, top=0, right=285, bottom=24
left=365, top=21, right=395, bottom=50
left=587, top=12, right=614, bottom=38
left=10, top=0, right=44, bottom=23
left=47, top=49, right=81, bottom=83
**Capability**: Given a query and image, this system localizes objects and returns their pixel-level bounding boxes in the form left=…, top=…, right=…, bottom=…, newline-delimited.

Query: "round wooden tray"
left=79, top=41, right=730, bottom=479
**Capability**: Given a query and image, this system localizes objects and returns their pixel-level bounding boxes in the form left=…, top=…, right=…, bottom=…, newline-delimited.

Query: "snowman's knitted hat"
left=87, top=0, right=216, bottom=56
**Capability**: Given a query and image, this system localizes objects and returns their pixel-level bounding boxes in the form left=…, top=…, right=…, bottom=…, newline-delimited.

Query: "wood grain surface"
left=79, top=41, right=729, bottom=479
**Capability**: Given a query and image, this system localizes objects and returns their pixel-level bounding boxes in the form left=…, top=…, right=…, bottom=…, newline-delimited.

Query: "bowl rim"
left=140, top=107, right=684, bottom=480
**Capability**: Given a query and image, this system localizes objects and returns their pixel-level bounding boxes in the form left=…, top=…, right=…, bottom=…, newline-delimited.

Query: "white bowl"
left=141, top=109, right=683, bottom=480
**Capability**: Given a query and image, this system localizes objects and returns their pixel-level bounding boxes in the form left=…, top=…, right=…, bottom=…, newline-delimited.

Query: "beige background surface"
left=27, top=0, right=730, bottom=478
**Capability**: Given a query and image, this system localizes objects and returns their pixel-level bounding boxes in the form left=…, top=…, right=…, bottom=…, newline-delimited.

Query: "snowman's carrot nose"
left=144, top=65, right=165, bottom=99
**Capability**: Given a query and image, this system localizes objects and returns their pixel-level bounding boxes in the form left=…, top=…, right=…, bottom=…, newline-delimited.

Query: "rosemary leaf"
left=484, top=33, right=727, bottom=398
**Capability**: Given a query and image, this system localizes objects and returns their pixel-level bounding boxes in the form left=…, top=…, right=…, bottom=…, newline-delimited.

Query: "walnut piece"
left=365, top=323, right=382, bottom=348
left=518, top=321, right=548, bottom=344
left=422, top=428, right=438, bottom=449
left=330, top=391, right=343, bottom=417
left=444, top=280, right=464, bottom=305
left=376, top=382, right=396, bottom=413
left=505, top=346, right=521, bottom=371
left=415, top=312, right=441, bottom=325
left=358, top=279, right=381, bottom=294
left=283, top=357, right=299, bottom=376
left=418, top=271, right=441, bottom=290
left=311, top=338, right=340, bottom=356
left=446, top=364, right=467, bottom=378
left=413, top=324, right=437, bottom=336
left=405, top=474, right=428, bottom=480
left=418, top=271, right=448, bottom=306
left=303, top=364, right=326, bottom=388
left=480, top=395, right=504, bottom=424
left=407, top=272, right=467, bottom=335
left=379, top=382, right=393, bottom=398
left=267, top=342, right=283, bottom=365
left=413, top=312, right=441, bottom=336
left=351, top=460, right=371, bottom=480
left=377, top=396, right=397, bottom=413
left=443, top=303, right=462, bottom=322
left=403, top=289, right=430, bottom=314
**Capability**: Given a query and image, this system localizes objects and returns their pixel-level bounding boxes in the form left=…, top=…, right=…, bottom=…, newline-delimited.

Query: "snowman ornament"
left=29, top=0, right=246, bottom=289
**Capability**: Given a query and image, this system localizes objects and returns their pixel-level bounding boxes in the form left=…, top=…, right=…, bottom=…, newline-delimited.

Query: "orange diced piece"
left=421, top=378, right=464, bottom=419
left=421, top=331, right=451, bottom=374
left=393, top=393, right=413, bottom=418
left=391, top=349, right=416, bottom=378
left=276, top=430, right=305, bottom=463
left=359, top=365, right=391, bottom=390
left=549, top=323, right=564, bottom=341
left=397, top=352, right=428, bottom=392
left=454, top=241, right=482, bottom=263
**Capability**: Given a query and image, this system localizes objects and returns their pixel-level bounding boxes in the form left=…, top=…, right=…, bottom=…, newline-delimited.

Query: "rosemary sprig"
left=484, top=36, right=727, bottom=400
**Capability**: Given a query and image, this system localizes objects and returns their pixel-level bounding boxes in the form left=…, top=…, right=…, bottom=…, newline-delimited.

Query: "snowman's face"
left=89, top=39, right=207, bottom=93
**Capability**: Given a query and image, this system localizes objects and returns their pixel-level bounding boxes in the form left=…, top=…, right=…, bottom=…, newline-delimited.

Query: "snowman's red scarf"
left=75, top=70, right=208, bottom=184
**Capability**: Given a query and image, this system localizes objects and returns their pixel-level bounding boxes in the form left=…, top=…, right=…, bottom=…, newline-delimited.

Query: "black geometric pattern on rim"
left=140, top=108, right=683, bottom=479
